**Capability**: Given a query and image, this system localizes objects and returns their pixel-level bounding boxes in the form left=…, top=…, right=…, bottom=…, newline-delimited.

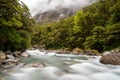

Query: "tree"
left=102, top=23, right=120, bottom=50
left=0, top=0, right=33, bottom=51
left=84, top=26, right=105, bottom=52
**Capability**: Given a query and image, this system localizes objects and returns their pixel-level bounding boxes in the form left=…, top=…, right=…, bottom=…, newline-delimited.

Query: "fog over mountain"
left=20, top=0, right=97, bottom=16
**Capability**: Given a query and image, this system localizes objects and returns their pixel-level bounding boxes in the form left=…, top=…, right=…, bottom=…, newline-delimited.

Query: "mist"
left=20, top=0, right=96, bottom=16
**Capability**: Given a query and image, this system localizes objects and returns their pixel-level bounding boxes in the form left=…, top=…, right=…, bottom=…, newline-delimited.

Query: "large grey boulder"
left=100, top=50, right=120, bottom=65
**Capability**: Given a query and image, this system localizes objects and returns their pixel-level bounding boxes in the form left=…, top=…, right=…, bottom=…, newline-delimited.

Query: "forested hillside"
left=0, top=0, right=34, bottom=51
left=32, top=0, right=120, bottom=52
left=0, top=0, right=119, bottom=52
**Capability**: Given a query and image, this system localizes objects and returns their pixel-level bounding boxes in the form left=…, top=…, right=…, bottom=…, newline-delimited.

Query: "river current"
left=1, top=49, right=120, bottom=80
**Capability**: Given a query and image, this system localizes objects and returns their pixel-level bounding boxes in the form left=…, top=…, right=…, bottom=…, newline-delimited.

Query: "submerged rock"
left=25, top=63, right=45, bottom=68
left=0, top=58, right=20, bottom=68
left=5, top=50, right=12, bottom=55
left=64, top=61, right=78, bottom=65
left=56, top=50, right=70, bottom=54
left=0, top=50, right=30, bottom=68
left=13, top=51, right=21, bottom=57
left=100, top=53, right=120, bottom=65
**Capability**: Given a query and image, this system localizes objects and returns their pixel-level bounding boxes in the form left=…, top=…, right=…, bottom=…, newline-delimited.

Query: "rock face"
left=34, top=8, right=74, bottom=24
left=100, top=52, right=120, bottom=65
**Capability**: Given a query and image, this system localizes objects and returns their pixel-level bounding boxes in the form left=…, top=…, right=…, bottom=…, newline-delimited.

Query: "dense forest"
left=32, top=0, right=120, bottom=52
left=0, top=0, right=34, bottom=51
left=0, top=0, right=120, bottom=52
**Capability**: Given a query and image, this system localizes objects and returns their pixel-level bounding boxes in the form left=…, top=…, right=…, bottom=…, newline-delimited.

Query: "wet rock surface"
left=0, top=51, right=30, bottom=68
left=21, top=52, right=30, bottom=58
left=0, top=51, right=7, bottom=60
left=100, top=53, right=120, bottom=65
left=25, top=63, right=46, bottom=68
left=56, top=48, right=100, bottom=56
left=100, top=49, right=120, bottom=65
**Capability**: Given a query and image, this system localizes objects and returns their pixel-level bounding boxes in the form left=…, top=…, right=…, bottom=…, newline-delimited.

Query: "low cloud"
left=20, top=0, right=96, bottom=16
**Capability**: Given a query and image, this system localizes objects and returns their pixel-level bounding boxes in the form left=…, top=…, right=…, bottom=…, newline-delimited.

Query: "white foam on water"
left=46, top=52, right=56, bottom=56
left=4, top=50, right=120, bottom=80
left=56, top=54, right=75, bottom=57
left=70, top=63, right=109, bottom=75
left=58, top=74, right=90, bottom=80
left=35, top=66, right=65, bottom=80
left=20, top=67, right=38, bottom=73
left=26, top=49, right=57, bottom=57
left=9, top=66, right=63, bottom=80
left=10, top=73, right=30, bottom=80
left=41, top=66, right=64, bottom=76
left=91, top=73, right=120, bottom=80
left=26, top=49, right=46, bottom=56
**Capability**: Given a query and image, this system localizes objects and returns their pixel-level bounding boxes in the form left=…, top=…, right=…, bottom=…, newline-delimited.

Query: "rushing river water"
left=1, top=49, right=120, bottom=80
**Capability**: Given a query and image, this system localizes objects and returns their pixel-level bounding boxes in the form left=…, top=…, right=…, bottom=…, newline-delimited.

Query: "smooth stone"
left=100, top=53, right=120, bottom=65
left=21, top=52, right=30, bottom=58
left=0, top=51, right=7, bottom=60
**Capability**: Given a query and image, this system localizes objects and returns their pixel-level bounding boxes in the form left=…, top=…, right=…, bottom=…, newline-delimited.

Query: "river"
left=0, top=49, right=120, bottom=80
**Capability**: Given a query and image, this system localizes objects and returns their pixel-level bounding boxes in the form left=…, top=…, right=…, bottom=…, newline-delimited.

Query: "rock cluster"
left=0, top=51, right=30, bottom=68
left=56, top=48, right=100, bottom=55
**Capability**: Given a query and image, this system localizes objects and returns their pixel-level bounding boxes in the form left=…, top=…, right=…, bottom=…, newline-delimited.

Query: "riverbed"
left=1, top=49, right=120, bottom=80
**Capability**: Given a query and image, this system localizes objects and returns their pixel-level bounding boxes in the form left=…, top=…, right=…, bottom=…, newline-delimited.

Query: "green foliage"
left=85, top=26, right=105, bottom=51
left=32, top=0, right=120, bottom=52
left=32, top=17, right=74, bottom=49
left=102, top=23, right=120, bottom=50
left=0, top=0, right=34, bottom=51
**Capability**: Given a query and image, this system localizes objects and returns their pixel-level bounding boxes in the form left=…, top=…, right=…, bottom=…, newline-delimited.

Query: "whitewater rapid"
left=1, top=49, right=120, bottom=80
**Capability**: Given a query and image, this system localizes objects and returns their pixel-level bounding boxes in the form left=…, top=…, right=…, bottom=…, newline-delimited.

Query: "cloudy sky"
left=20, top=0, right=96, bottom=16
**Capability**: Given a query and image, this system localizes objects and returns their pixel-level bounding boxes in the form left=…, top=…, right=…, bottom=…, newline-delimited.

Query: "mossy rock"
left=85, top=49, right=100, bottom=55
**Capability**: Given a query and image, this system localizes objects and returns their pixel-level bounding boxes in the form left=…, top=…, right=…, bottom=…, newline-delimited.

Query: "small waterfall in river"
left=1, top=49, right=120, bottom=80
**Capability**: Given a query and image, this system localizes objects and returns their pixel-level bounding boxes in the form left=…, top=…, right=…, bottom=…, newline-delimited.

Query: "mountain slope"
left=33, top=0, right=97, bottom=24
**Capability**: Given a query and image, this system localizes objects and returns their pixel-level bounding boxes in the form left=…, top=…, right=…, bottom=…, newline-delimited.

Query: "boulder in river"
left=56, top=50, right=70, bottom=54
left=0, top=77, right=5, bottom=80
left=25, top=63, right=45, bottom=68
left=21, top=52, right=30, bottom=58
left=13, top=51, right=21, bottom=57
left=1, top=58, right=20, bottom=68
left=0, top=51, right=7, bottom=60
left=85, top=49, right=100, bottom=55
left=5, top=50, right=12, bottom=55
left=71, top=48, right=84, bottom=55
left=100, top=51, right=120, bottom=65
